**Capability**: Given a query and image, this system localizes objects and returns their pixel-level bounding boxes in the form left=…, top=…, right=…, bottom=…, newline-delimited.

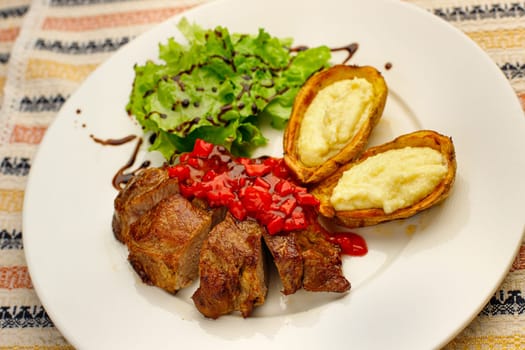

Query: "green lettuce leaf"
left=127, top=17, right=331, bottom=159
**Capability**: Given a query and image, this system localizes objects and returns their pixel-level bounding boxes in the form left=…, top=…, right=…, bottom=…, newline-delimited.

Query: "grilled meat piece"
left=191, top=197, right=228, bottom=227
left=264, top=226, right=350, bottom=294
left=127, top=194, right=212, bottom=294
left=112, top=167, right=179, bottom=244
left=262, top=232, right=303, bottom=295
left=192, top=214, right=267, bottom=319
left=295, top=227, right=350, bottom=293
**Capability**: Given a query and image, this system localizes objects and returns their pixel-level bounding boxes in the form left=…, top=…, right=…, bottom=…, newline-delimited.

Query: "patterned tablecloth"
left=0, top=0, right=523, bottom=349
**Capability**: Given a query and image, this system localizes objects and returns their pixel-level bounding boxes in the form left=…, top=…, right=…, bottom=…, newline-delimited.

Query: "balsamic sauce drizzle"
left=111, top=137, right=151, bottom=190
left=330, top=43, right=359, bottom=64
left=291, top=43, right=359, bottom=64
left=90, top=134, right=137, bottom=146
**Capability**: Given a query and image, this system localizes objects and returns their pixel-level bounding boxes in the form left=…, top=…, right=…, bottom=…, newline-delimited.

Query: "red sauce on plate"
left=328, top=232, right=368, bottom=256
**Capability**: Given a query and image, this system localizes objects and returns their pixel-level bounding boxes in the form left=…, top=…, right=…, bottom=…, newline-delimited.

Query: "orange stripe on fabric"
left=0, top=27, right=20, bottom=42
left=0, top=266, right=32, bottom=289
left=444, top=334, right=525, bottom=349
left=467, top=28, right=525, bottom=50
left=0, top=189, right=24, bottom=212
left=26, top=58, right=98, bottom=82
left=42, top=5, right=196, bottom=32
left=10, top=125, right=47, bottom=145
left=510, top=244, right=525, bottom=272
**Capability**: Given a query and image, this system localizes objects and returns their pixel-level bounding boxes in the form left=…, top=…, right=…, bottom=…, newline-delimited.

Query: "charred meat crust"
left=192, top=214, right=268, bottom=319
left=262, top=232, right=303, bottom=295
left=294, top=227, right=350, bottom=292
left=113, top=167, right=179, bottom=244
left=264, top=228, right=350, bottom=294
left=127, top=194, right=212, bottom=294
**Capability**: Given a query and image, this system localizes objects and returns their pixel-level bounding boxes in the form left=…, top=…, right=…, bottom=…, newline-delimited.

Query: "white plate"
left=23, top=0, right=525, bottom=349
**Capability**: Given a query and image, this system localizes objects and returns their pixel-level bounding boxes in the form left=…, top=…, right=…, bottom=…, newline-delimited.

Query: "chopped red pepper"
left=192, top=138, right=215, bottom=158
left=253, top=177, right=271, bottom=190
left=228, top=200, right=247, bottom=221
left=166, top=138, right=368, bottom=256
left=208, top=188, right=235, bottom=206
left=167, top=139, right=320, bottom=236
left=202, top=169, right=217, bottom=181
left=167, top=165, right=189, bottom=181
left=279, top=197, right=297, bottom=216
left=244, top=163, right=272, bottom=177
left=266, top=215, right=285, bottom=235
left=179, top=152, right=190, bottom=164
left=268, top=158, right=289, bottom=178
left=241, top=187, right=272, bottom=212
left=275, top=179, right=294, bottom=196
left=187, top=157, right=201, bottom=169
left=295, top=192, right=320, bottom=206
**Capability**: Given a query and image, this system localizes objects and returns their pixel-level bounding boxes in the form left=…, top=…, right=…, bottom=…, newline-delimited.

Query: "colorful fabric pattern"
left=0, top=0, right=523, bottom=349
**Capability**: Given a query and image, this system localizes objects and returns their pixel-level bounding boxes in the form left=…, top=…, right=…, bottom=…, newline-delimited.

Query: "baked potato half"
left=310, top=130, right=456, bottom=228
left=284, top=64, right=387, bottom=184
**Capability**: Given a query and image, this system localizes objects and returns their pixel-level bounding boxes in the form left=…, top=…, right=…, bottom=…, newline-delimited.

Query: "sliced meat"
left=294, top=227, right=350, bottom=293
left=191, top=197, right=228, bottom=227
left=192, top=214, right=267, bottom=319
left=112, top=167, right=179, bottom=244
left=262, top=232, right=303, bottom=295
left=264, top=226, right=350, bottom=294
left=127, top=194, right=212, bottom=294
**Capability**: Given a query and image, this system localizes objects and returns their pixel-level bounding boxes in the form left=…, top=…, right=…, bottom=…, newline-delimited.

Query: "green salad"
left=127, top=18, right=332, bottom=159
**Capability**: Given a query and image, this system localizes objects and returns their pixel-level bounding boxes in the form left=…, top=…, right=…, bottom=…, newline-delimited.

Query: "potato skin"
left=283, top=64, right=387, bottom=184
left=310, top=130, right=457, bottom=228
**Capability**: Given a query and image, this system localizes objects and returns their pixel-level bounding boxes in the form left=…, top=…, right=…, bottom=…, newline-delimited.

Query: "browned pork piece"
left=264, top=226, right=350, bottom=294
left=262, top=232, right=303, bottom=295
left=112, top=167, right=179, bottom=244
left=191, top=197, right=228, bottom=228
left=127, top=194, right=212, bottom=294
left=192, top=214, right=267, bottom=319
left=294, top=227, right=350, bottom=293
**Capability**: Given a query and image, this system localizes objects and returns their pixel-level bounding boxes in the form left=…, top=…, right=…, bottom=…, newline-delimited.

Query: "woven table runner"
left=0, top=0, right=523, bottom=349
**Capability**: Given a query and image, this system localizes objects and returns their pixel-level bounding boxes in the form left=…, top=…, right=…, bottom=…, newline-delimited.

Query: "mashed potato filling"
left=330, top=147, right=448, bottom=214
left=297, top=78, right=374, bottom=167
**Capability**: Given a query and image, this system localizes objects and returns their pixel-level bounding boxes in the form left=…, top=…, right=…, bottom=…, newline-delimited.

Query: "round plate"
left=23, top=0, right=525, bottom=349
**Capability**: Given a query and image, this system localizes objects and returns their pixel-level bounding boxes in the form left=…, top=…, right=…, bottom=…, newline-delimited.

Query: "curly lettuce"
left=127, top=18, right=331, bottom=159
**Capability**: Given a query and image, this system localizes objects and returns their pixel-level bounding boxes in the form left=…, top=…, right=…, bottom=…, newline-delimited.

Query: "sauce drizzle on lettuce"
left=127, top=18, right=331, bottom=159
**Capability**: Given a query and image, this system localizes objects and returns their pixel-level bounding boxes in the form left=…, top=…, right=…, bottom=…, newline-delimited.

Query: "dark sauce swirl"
left=331, top=43, right=359, bottom=64
left=90, top=134, right=137, bottom=146
left=111, top=137, right=151, bottom=190
left=291, top=42, right=359, bottom=64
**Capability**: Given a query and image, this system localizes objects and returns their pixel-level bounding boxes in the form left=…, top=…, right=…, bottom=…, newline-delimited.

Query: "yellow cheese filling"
left=297, top=78, right=374, bottom=167
left=330, top=147, right=448, bottom=214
